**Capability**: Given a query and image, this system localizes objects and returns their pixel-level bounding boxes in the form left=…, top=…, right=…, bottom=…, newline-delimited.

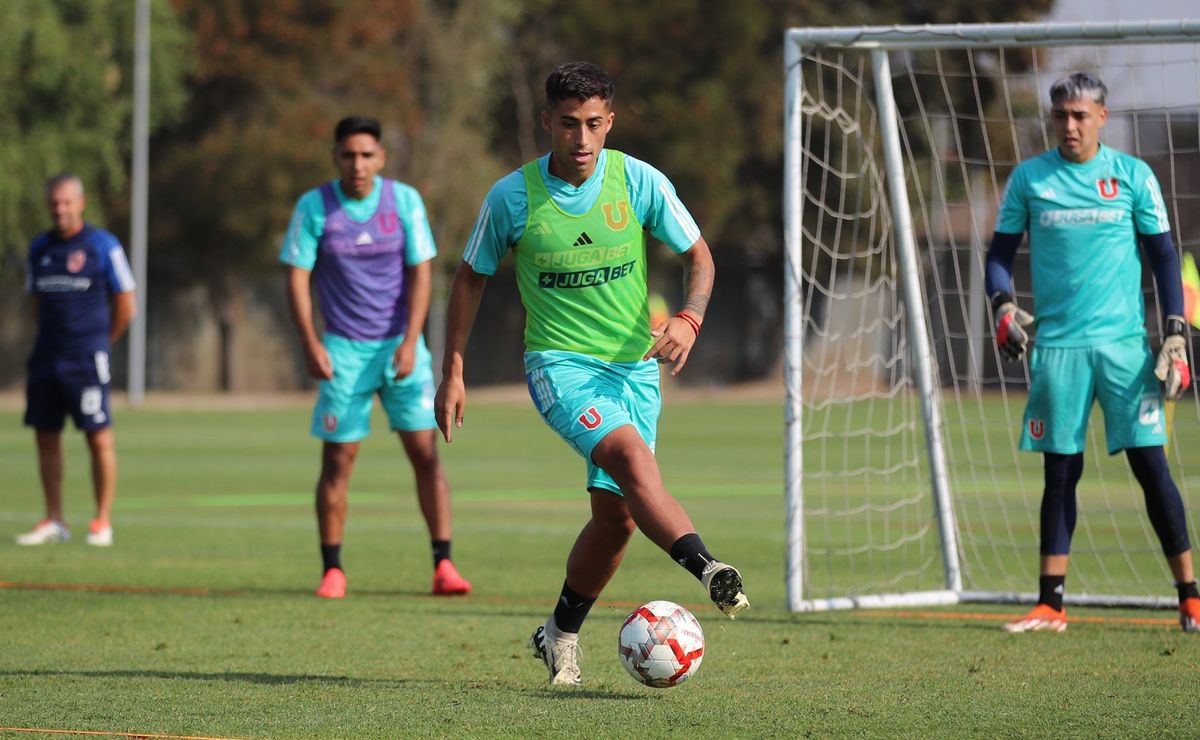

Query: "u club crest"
left=1096, top=177, right=1119, bottom=200
left=66, top=249, right=87, bottom=273
left=1028, top=419, right=1045, bottom=440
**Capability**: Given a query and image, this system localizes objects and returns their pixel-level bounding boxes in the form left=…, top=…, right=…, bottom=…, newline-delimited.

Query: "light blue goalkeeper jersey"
left=996, top=145, right=1170, bottom=347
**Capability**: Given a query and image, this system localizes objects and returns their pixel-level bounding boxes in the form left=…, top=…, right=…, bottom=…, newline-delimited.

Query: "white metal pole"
left=870, top=49, right=963, bottom=593
left=128, top=0, right=150, bottom=405
left=783, top=32, right=806, bottom=611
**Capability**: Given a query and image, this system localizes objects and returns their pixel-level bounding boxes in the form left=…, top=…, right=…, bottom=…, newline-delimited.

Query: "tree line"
left=0, top=0, right=1052, bottom=390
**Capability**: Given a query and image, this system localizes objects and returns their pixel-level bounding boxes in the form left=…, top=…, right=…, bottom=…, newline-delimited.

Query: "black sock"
left=669, top=533, right=716, bottom=581
left=552, top=581, right=596, bottom=634
left=1039, top=574, right=1065, bottom=611
left=1177, top=580, right=1199, bottom=603
left=432, top=540, right=451, bottom=568
left=321, top=543, right=342, bottom=572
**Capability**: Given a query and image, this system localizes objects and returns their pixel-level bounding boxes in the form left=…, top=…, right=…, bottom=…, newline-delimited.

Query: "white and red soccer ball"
left=618, top=600, right=704, bottom=688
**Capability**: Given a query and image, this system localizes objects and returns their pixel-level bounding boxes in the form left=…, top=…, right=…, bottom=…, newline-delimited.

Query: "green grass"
left=1, top=396, right=1198, bottom=738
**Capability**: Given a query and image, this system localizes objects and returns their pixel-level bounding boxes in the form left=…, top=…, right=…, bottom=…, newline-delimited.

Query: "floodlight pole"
left=128, top=0, right=150, bottom=405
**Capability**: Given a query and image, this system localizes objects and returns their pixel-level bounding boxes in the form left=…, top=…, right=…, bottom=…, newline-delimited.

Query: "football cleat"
left=1003, top=604, right=1067, bottom=633
left=701, top=561, right=750, bottom=619
left=15, top=519, right=70, bottom=546
left=86, top=519, right=113, bottom=547
left=315, top=567, right=347, bottom=599
left=1179, top=597, right=1200, bottom=633
left=432, top=559, right=472, bottom=595
left=529, top=624, right=582, bottom=686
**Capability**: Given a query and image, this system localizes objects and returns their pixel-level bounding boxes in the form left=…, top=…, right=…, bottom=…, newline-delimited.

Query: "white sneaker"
left=528, top=623, right=582, bottom=686
left=86, top=519, right=113, bottom=547
left=701, top=561, right=750, bottom=619
left=15, top=519, right=70, bottom=545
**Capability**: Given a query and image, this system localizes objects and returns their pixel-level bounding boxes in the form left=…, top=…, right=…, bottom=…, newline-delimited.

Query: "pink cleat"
left=315, top=567, right=346, bottom=599
left=432, top=559, right=472, bottom=595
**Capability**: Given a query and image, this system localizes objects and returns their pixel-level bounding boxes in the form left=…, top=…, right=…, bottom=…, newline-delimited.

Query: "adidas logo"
left=571, top=232, right=594, bottom=247
left=354, top=231, right=374, bottom=246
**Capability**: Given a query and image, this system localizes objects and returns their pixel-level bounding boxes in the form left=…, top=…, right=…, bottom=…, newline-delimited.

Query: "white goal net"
left=784, top=21, right=1200, bottom=611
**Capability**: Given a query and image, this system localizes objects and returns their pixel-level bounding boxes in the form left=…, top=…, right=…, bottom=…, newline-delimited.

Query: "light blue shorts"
left=525, top=351, right=661, bottom=495
left=311, top=332, right=436, bottom=443
left=1020, top=337, right=1167, bottom=455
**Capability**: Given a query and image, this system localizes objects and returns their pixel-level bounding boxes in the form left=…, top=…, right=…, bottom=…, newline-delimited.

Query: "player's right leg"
left=18, top=371, right=69, bottom=545
left=310, top=335, right=376, bottom=598
left=1005, top=348, right=1091, bottom=632
left=314, top=441, right=359, bottom=598
left=530, top=490, right=635, bottom=685
left=1004, top=453, right=1080, bottom=633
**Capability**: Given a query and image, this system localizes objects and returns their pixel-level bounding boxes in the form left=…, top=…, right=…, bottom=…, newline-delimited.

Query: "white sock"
left=545, top=616, right=578, bottom=642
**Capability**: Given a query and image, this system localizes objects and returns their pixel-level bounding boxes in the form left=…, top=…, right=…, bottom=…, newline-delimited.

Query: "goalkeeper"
left=987, top=72, right=1194, bottom=633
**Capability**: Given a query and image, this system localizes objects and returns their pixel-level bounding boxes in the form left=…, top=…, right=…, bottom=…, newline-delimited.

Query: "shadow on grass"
left=520, top=687, right=651, bottom=701
left=0, top=669, right=425, bottom=687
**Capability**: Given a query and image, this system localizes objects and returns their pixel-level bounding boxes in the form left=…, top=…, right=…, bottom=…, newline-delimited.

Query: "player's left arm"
left=102, top=238, right=138, bottom=344
left=396, top=260, right=432, bottom=379
left=109, top=290, right=136, bottom=343
left=645, top=237, right=714, bottom=376
left=1134, top=163, right=1190, bottom=399
left=627, top=155, right=712, bottom=375
left=1142, top=230, right=1191, bottom=399
left=395, top=184, right=437, bottom=379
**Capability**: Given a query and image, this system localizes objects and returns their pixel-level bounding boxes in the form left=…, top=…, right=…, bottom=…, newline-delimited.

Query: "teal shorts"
left=1020, top=337, right=1167, bottom=455
left=525, top=351, right=661, bottom=495
left=311, top=332, right=436, bottom=443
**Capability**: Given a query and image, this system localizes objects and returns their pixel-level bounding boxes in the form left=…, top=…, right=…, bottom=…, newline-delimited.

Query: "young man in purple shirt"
left=281, top=116, right=471, bottom=598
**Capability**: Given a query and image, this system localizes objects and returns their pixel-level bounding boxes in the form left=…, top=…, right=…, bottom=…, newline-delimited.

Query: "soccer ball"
left=617, top=600, right=704, bottom=688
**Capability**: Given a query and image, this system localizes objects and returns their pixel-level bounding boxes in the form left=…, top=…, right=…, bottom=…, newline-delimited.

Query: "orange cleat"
left=315, top=567, right=346, bottom=599
left=1003, top=603, right=1067, bottom=633
left=86, top=518, right=113, bottom=547
left=432, top=559, right=472, bottom=595
left=1180, top=597, right=1200, bottom=633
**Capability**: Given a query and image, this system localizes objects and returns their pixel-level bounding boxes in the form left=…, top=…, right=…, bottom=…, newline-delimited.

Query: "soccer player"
left=282, top=115, right=471, bottom=599
left=435, top=62, right=749, bottom=686
left=986, top=73, right=1195, bottom=633
left=17, top=173, right=136, bottom=547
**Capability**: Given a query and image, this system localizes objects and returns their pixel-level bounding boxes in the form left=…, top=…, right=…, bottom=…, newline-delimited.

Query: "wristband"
left=1166, top=315, right=1186, bottom=337
left=675, top=311, right=701, bottom=336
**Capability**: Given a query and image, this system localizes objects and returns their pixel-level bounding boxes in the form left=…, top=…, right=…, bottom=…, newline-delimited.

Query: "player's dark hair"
left=545, top=62, right=614, bottom=106
left=44, top=172, right=84, bottom=197
left=333, top=116, right=382, bottom=145
left=1050, top=72, right=1107, bottom=107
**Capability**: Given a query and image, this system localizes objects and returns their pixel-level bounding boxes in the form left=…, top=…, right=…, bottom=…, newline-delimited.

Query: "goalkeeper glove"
left=992, top=292, right=1035, bottom=362
left=1155, top=316, right=1192, bottom=401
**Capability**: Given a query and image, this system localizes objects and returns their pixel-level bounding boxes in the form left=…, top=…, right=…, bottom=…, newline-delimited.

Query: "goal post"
left=784, top=20, right=1200, bottom=612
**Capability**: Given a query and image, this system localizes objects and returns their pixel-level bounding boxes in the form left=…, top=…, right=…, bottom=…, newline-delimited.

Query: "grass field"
left=2, top=393, right=1199, bottom=738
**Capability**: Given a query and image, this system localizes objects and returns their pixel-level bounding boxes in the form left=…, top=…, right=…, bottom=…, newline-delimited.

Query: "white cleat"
left=528, top=624, right=582, bottom=686
left=701, top=561, right=750, bottom=619
left=15, top=520, right=70, bottom=546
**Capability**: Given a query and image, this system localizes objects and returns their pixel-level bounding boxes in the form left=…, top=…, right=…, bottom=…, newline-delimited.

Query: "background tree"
left=0, top=0, right=1057, bottom=390
left=147, top=0, right=519, bottom=390
left=0, top=0, right=190, bottom=383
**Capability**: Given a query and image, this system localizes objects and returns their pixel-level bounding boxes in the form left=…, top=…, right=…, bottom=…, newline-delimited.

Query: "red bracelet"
left=674, top=311, right=701, bottom=336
